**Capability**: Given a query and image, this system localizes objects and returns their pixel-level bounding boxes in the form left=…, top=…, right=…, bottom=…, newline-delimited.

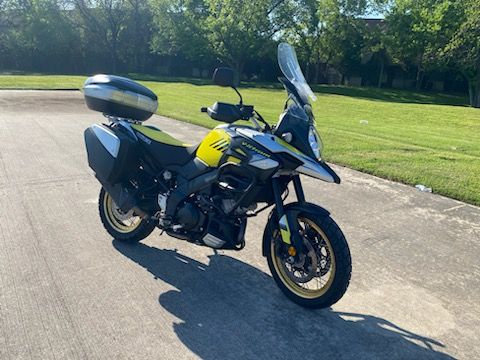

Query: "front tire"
left=265, top=206, right=351, bottom=309
left=98, top=187, right=156, bottom=242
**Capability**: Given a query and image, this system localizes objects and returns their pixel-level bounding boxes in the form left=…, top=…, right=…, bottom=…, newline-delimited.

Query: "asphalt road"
left=0, top=90, right=479, bottom=360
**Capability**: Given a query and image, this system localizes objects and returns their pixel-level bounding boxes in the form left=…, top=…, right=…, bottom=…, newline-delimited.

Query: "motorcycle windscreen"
left=278, top=43, right=317, bottom=103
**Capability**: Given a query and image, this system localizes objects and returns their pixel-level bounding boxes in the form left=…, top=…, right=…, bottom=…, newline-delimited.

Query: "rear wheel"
left=266, top=209, right=351, bottom=308
left=98, top=187, right=156, bottom=242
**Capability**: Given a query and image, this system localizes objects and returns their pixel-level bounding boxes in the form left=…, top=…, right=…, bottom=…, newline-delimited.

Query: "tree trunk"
left=377, top=60, right=384, bottom=89
left=229, top=60, right=244, bottom=86
left=111, top=37, right=118, bottom=73
left=466, top=65, right=480, bottom=108
left=415, top=63, right=423, bottom=91
left=322, top=63, right=330, bottom=84
left=111, top=48, right=117, bottom=73
left=133, top=1, right=141, bottom=71
left=314, top=51, right=323, bottom=84
left=415, top=53, right=425, bottom=90
left=314, top=62, right=320, bottom=84
left=473, top=74, right=480, bottom=108
left=305, top=63, right=311, bottom=83
left=468, top=81, right=475, bottom=107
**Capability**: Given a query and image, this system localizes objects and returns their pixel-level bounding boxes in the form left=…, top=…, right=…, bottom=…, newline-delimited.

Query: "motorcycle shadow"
left=113, top=240, right=453, bottom=360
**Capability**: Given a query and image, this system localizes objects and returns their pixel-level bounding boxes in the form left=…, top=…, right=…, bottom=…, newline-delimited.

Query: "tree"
left=384, top=0, right=452, bottom=90
left=73, top=0, right=132, bottom=72
left=280, top=0, right=374, bottom=84
left=363, top=21, right=389, bottom=88
left=0, top=0, right=13, bottom=69
left=150, top=0, right=279, bottom=80
left=204, top=0, right=277, bottom=78
left=149, top=0, right=214, bottom=68
left=277, top=0, right=325, bottom=82
left=315, top=0, right=368, bottom=84
left=0, top=0, right=81, bottom=72
left=443, top=0, right=480, bottom=107
left=123, top=0, right=153, bottom=72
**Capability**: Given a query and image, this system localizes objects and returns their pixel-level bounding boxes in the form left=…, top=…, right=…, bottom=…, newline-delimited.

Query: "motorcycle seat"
left=132, top=124, right=198, bottom=166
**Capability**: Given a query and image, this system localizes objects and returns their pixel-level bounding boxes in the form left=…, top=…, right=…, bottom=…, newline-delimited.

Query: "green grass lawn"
left=1, top=74, right=479, bottom=206
left=0, top=75, right=85, bottom=89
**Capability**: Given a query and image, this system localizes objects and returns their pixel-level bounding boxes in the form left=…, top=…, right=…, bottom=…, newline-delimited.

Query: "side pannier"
left=84, top=124, right=138, bottom=184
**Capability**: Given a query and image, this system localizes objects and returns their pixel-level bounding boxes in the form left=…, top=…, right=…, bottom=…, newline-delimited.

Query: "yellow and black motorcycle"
left=83, top=43, right=351, bottom=308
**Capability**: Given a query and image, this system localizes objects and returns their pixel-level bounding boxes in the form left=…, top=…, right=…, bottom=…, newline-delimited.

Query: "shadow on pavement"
left=113, top=240, right=453, bottom=360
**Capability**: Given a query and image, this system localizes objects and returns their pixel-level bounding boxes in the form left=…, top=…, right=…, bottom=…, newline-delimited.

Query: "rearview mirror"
left=213, top=67, right=237, bottom=88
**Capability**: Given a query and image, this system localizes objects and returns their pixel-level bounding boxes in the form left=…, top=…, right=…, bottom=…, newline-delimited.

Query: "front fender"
left=262, top=202, right=331, bottom=257
left=296, top=160, right=341, bottom=184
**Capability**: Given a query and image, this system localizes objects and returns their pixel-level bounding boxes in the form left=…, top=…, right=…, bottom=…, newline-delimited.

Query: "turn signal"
left=288, top=246, right=297, bottom=256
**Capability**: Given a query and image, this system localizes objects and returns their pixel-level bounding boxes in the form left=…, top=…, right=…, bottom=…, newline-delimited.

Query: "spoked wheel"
left=266, top=210, right=351, bottom=308
left=98, top=187, right=156, bottom=242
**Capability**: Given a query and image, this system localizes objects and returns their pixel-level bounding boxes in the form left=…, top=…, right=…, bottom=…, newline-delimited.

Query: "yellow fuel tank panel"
left=196, top=128, right=231, bottom=167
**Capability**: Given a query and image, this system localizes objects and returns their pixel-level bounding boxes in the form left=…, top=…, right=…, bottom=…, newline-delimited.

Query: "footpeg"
left=158, top=216, right=172, bottom=228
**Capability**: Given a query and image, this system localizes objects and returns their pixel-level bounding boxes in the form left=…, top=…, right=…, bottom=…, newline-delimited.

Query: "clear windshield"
left=278, top=43, right=317, bottom=103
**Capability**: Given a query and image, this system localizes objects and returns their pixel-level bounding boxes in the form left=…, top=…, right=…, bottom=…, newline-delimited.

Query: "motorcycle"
left=83, top=43, right=351, bottom=308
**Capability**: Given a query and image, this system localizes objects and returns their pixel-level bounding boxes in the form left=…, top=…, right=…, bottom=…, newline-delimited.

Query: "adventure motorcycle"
left=83, top=43, right=351, bottom=308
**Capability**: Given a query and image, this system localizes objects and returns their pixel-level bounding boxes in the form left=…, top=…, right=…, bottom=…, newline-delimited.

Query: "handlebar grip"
left=200, top=107, right=208, bottom=113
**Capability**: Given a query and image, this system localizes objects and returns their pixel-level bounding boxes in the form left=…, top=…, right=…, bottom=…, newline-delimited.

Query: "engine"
left=155, top=166, right=253, bottom=250
left=176, top=201, right=204, bottom=230
left=166, top=193, right=247, bottom=249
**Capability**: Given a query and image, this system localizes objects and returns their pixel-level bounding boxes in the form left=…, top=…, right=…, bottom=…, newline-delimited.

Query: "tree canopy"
left=1, top=0, right=480, bottom=106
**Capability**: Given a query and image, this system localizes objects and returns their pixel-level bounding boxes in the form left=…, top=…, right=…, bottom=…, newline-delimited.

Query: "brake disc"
left=112, top=205, right=136, bottom=222
left=317, top=242, right=332, bottom=277
left=304, top=225, right=331, bottom=277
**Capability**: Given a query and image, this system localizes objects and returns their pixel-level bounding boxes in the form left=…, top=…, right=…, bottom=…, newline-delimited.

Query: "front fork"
left=272, top=175, right=305, bottom=253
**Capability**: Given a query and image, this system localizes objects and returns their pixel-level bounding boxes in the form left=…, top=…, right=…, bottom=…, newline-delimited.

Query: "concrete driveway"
left=0, top=90, right=478, bottom=359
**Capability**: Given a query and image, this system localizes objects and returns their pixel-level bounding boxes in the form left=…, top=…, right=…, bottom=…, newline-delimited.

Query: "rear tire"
left=265, top=206, right=351, bottom=309
left=98, top=187, right=156, bottom=242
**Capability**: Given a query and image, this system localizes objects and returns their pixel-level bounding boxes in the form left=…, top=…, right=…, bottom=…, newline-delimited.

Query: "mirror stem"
left=233, top=87, right=243, bottom=105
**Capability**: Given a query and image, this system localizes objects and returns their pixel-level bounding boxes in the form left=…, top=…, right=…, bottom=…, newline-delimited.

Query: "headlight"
left=308, top=126, right=323, bottom=159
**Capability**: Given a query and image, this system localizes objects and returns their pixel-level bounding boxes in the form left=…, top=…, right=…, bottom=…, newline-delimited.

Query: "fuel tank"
left=196, top=127, right=232, bottom=167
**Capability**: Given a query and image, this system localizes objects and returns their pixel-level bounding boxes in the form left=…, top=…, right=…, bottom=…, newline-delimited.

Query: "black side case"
left=84, top=125, right=138, bottom=184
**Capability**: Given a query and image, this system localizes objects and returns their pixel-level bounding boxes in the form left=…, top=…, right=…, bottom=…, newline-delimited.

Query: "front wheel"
left=265, top=207, right=351, bottom=308
left=98, top=187, right=156, bottom=242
